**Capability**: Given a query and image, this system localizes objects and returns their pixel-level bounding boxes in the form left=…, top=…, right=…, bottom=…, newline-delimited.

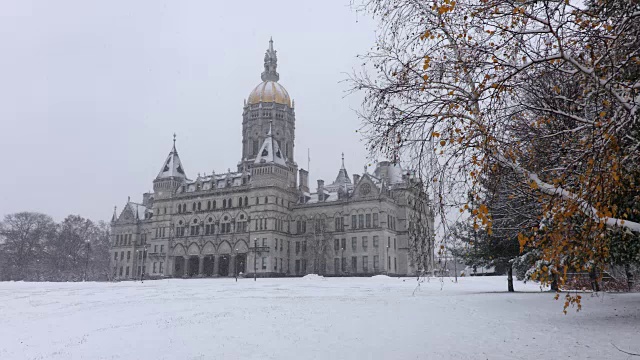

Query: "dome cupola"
left=246, top=38, right=292, bottom=107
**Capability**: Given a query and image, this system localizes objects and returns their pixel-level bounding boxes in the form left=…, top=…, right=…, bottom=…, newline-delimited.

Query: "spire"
left=332, top=152, right=351, bottom=186
left=261, top=37, right=279, bottom=82
left=254, top=120, right=287, bottom=166
left=156, top=134, right=187, bottom=180
left=111, top=206, right=117, bottom=223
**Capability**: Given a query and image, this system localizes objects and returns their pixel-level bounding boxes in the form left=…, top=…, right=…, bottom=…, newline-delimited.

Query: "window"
left=363, top=236, right=368, bottom=250
left=223, top=199, right=227, bottom=208
left=262, top=257, right=266, bottom=269
left=351, top=256, right=357, bottom=272
left=197, top=202, right=201, bottom=211
left=127, top=251, right=131, bottom=261
left=264, top=196, right=268, bottom=204
left=373, top=236, right=379, bottom=248
left=295, top=242, right=300, bottom=254
left=302, top=259, right=307, bottom=273
left=388, top=256, right=391, bottom=270
left=358, top=214, right=364, bottom=229
left=335, top=217, right=344, bottom=232
left=207, top=201, right=211, bottom=210
left=114, top=252, right=118, bottom=260
left=121, top=251, right=124, bottom=260
left=213, top=200, right=217, bottom=209
left=302, top=241, right=307, bottom=253
left=374, top=255, right=379, bottom=271
left=160, top=245, right=164, bottom=253
left=256, top=197, right=260, bottom=205
left=159, top=262, right=164, bottom=273
left=192, top=203, right=196, bottom=211
left=351, top=215, right=357, bottom=229
left=342, top=257, right=347, bottom=272
left=363, top=256, right=369, bottom=272
left=154, top=245, right=158, bottom=253
left=388, top=237, right=391, bottom=248
left=126, top=266, right=130, bottom=276
left=119, top=267, right=123, bottom=276
left=334, top=258, right=340, bottom=273
left=334, top=239, right=340, bottom=251
left=262, top=238, right=267, bottom=247
left=153, top=262, right=157, bottom=273
left=341, top=238, right=346, bottom=250
left=394, top=238, right=396, bottom=250
left=238, top=197, right=242, bottom=207
left=366, top=214, right=371, bottom=228
left=295, top=260, right=300, bottom=274
left=394, top=258, right=397, bottom=272
left=274, top=259, right=277, bottom=271
left=351, top=237, right=357, bottom=251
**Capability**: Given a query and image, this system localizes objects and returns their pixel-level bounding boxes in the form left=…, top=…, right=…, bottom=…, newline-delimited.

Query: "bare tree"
left=0, top=212, right=56, bottom=281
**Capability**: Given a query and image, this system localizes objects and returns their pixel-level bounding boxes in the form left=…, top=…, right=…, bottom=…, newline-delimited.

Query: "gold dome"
left=247, top=81, right=291, bottom=106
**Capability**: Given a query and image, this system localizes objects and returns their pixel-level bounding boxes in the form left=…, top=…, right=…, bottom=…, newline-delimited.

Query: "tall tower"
left=240, top=38, right=296, bottom=175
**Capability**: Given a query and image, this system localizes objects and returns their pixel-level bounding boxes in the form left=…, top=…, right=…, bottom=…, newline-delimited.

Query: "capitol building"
left=109, top=39, right=434, bottom=279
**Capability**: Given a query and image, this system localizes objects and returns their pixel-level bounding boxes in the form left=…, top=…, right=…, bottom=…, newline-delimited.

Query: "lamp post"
left=386, top=244, right=390, bottom=275
left=235, top=248, right=239, bottom=282
left=141, top=244, right=149, bottom=283
left=254, top=238, right=258, bottom=281
left=83, top=239, right=91, bottom=282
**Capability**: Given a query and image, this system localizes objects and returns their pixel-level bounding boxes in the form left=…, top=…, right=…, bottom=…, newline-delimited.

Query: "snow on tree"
left=351, top=0, right=640, bottom=310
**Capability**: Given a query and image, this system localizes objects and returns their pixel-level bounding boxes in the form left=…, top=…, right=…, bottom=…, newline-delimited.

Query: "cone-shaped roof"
left=254, top=121, right=287, bottom=166
left=156, top=134, right=187, bottom=180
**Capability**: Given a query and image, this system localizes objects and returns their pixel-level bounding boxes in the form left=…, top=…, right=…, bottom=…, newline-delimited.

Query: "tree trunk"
left=589, top=267, right=600, bottom=292
left=507, top=264, right=514, bottom=292
left=550, top=273, right=559, bottom=292
left=625, top=264, right=634, bottom=292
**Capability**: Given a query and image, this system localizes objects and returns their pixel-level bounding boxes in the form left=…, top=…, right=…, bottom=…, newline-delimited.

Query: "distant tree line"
left=0, top=212, right=111, bottom=281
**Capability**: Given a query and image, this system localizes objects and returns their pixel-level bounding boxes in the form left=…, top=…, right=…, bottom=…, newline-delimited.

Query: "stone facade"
left=109, top=40, right=435, bottom=280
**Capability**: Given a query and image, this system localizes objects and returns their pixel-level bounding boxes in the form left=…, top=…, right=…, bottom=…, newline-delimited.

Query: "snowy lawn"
left=0, top=276, right=638, bottom=360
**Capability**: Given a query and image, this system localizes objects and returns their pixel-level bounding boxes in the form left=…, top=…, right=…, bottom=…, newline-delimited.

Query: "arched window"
left=207, top=201, right=211, bottom=210
left=223, top=199, right=227, bottom=208
left=264, top=196, right=268, bottom=204
left=192, top=203, right=196, bottom=211
left=229, top=198, right=233, bottom=208
left=213, top=200, right=217, bottom=209
left=244, top=196, right=248, bottom=207
left=197, top=202, right=201, bottom=211
left=238, top=197, right=243, bottom=207
left=256, top=197, right=260, bottom=205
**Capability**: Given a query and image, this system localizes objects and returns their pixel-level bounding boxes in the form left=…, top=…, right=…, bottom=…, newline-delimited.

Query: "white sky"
left=0, top=0, right=377, bottom=222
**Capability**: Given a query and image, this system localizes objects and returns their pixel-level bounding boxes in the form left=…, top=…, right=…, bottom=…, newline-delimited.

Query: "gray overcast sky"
left=0, top=0, right=378, bottom=222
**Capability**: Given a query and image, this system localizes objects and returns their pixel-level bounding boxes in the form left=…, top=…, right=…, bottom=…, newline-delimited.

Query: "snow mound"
left=302, top=274, right=325, bottom=281
left=370, top=275, right=393, bottom=281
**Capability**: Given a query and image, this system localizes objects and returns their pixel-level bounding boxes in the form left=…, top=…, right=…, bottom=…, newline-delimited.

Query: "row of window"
left=350, top=213, right=379, bottom=230
left=115, top=234, right=132, bottom=246
left=333, top=236, right=397, bottom=252
left=333, top=256, right=396, bottom=273
left=114, top=250, right=131, bottom=262
left=176, top=197, right=249, bottom=214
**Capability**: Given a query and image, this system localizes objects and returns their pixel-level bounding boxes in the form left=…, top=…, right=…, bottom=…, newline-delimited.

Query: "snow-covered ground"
left=0, top=276, right=638, bottom=360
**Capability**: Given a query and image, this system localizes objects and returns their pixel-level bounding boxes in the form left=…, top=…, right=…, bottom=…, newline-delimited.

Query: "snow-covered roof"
left=254, top=122, right=287, bottom=166
left=127, top=202, right=149, bottom=220
left=156, top=140, right=187, bottom=180
left=178, top=171, right=249, bottom=193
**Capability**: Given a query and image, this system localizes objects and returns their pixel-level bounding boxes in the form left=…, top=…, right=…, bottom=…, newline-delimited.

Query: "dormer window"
left=262, top=148, right=268, bottom=157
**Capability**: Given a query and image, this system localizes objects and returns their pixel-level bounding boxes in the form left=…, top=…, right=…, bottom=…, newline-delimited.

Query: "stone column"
left=183, top=256, right=189, bottom=278
left=213, top=255, right=220, bottom=277
left=198, top=256, right=204, bottom=277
